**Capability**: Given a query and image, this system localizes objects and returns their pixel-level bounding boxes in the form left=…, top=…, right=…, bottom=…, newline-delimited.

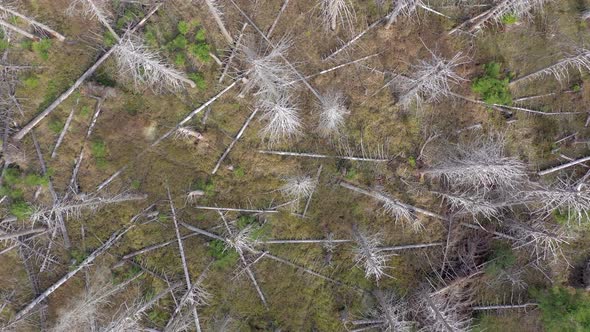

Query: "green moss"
left=188, top=72, right=207, bottom=90
left=131, top=179, right=141, bottom=190
left=23, top=75, right=39, bottom=89
left=177, top=20, right=190, bottom=35
left=48, top=118, right=64, bottom=134
left=471, top=62, right=512, bottom=105
left=31, top=39, right=52, bottom=60
left=91, top=140, right=108, bottom=168
left=234, top=166, right=245, bottom=178
left=534, top=286, right=590, bottom=331
left=80, top=105, right=91, bottom=117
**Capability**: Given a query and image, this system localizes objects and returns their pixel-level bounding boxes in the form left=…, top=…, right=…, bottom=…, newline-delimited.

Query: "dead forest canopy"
left=5, top=0, right=590, bottom=331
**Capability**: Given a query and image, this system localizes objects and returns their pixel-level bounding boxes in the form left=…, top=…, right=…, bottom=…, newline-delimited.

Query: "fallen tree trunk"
left=0, top=5, right=65, bottom=41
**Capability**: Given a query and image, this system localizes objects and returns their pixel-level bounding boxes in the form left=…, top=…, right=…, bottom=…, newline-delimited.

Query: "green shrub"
left=484, top=243, right=516, bottom=276
left=208, top=239, right=239, bottom=268
left=174, top=53, right=186, bottom=67
left=20, top=39, right=32, bottom=50
left=70, top=249, right=89, bottom=265
left=188, top=72, right=207, bottom=90
left=131, top=179, right=141, bottom=190
left=471, top=62, right=512, bottom=105
left=23, top=75, right=39, bottom=89
left=103, top=31, right=116, bottom=47
left=91, top=140, right=107, bottom=158
left=23, top=174, right=49, bottom=186
left=195, top=28, right=207, bottom=42
left=501, top=13, right=518, bottom=25
left=168, top=35, right=187, bottom=51
left=32, top=39, right=52, bottom=60
left=177, top=20, right=190, bottom=35
left=407, top=156, right=416, bottom=168
left=534, top=286, right=590, bottom=331
left=237, top=215, right=256, bottom=229
left=3, top=168, right=21, bottom=185
left=144, top=30, right=158, bottom=48
left=189, top=43, right=210, bottom=62
left=0, top=39, right=8, bottom=52
left=10, top=201, right=32, bottom=220
left=48, top=119, right=64, bottom=134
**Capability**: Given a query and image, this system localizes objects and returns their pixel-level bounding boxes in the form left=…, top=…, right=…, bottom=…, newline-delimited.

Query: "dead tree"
left=435, top=190, right=505, bottom=220
left=51, top=273, right=142, bottom=331
left=524, top=179, right=590, bottom=224
left=167, top=188, right=204, bottom=332
left=341, top=181, right=444, bottom=231
left=384, top=0, right=447, bottom=29
left=422, top=134, right=527, bottom=191
left=388, top=52, right=467, bottom=109
left=321, top=0, right=355, bottom=31
left=507, top=219, right=569, bottom=262
left=238, top=35, right=295, bottom=98
left=212, top=108, right=259, bottom=174
left=67, top=0, right=119, bottom=40
left=257, top=93, right=302, bottom=143
left=0, top=4, right=65, bottom=41
left=258, top=149, right=389, bottom=162
left=203, top=0, right=233, bottom=43
left=114, top=36, right=196, bottom=92
left=348, top=291, right=415, bottom=331
left=418, top=285, right=473, bottom=332
left=538, top=155, right=590, bottom=176
left=352, top=227, right=391, bottom=281
left=30, top=193, right=147, bottom=226
left=219, top=22, right=248, bottom=83
left=10, top=222, right=137, bottom=323
left=217, top=211, right=267, bottom=307
left=280, top=175, right=317, bottom=212
left=450, top=0, right=553, bottom=34
left=510, top=48, right=590, bottom=86
left=301, top=165, right=323, bottom=217
left=317, top=90, right=349, bottom=137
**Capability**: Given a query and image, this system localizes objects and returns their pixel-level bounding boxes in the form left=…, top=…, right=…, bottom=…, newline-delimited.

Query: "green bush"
left=501, top=13, right=518, bottom=25
left=10, top=201, right=32, bottom=220
left=195, top=28, right=207, bottom=42
left=534, top=286, right=590, bottom=331
left=174, top=53, right=186, bottom=67
left=177, top=21, right=190, bottom=35
left=208, top=239, right=239, bottom=268
left=23, top=174, right=49, bottom=186
left=32, top=39, right=52, bottom=60
left=103, top=31, right=116, bottom=47
left=189, top=43, right=210, bottom=62
left=168, top=35, right=187, bottom=51
left=80, top=105, right=91, bottom=117
left=188, top=72, right=207, bottom=90
left=234, top=166, right=245, bottom=178
left=484, top=243, right=516, bottom=276
left=91, top=140, right=107, bottom=158
left=3, top=168, right=21, bottom=185
left=471, top=62, right=512, bottom=105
